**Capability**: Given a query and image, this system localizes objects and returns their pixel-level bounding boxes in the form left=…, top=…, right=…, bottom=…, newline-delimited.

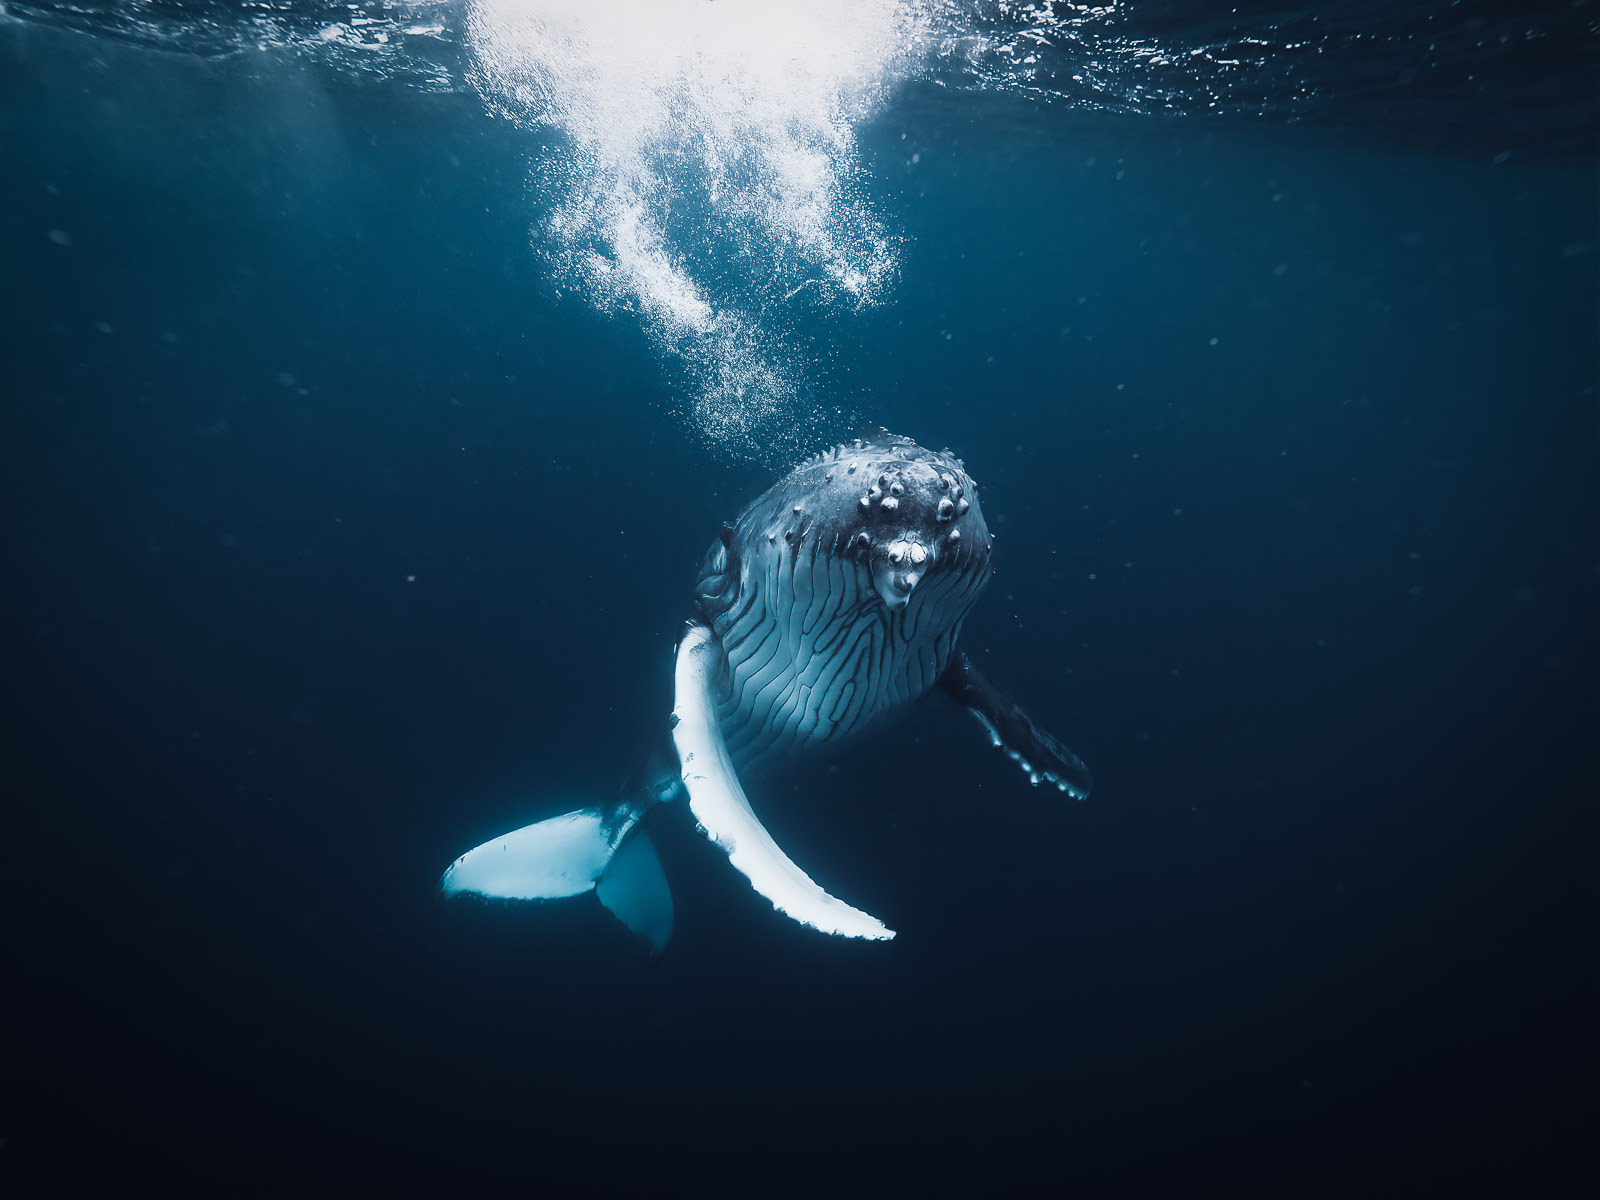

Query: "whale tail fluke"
left=440, top=806, right=674, bottom=953
left=594, top=824, right=673, bottom=954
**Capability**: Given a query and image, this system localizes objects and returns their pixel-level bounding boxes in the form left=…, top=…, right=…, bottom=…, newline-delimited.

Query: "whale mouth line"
left=872, top=566, right=919, bottom=611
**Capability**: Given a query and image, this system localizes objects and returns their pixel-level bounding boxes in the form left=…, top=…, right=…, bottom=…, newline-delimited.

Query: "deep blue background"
left=2, top=13, right=1595, bottom=1194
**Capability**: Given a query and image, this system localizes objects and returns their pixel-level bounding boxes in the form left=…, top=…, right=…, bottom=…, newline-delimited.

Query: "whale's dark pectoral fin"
left=937, top=650, right=1093, bottom=800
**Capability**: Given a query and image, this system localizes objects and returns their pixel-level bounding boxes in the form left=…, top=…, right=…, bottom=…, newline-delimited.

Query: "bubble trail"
left=465, top=0, right=930, bottom=459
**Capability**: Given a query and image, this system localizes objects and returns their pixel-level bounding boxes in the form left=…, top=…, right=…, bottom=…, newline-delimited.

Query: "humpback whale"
left=441, top=432, right=1091, bottom=950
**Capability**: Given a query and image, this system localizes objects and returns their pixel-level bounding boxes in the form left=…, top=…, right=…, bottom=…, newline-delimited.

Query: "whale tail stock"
left=439, top=753, right=683, bottom=954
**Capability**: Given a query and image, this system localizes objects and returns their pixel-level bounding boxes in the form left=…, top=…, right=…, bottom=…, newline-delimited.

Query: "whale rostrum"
left=441, top=432, right=1092, bottom=950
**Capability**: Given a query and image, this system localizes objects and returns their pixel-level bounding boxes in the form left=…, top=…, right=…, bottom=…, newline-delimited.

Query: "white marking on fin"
left=671, top=623, right=894, bottom=941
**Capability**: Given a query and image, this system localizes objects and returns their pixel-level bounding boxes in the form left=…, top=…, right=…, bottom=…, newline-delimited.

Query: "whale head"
left=855, top=453, right=987, bottom=611
left=689, top=430, right=998, bottom=782
left=737, top=432, right=992, bottom=618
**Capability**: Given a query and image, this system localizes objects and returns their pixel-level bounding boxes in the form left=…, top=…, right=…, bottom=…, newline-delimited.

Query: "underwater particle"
left=46, top=229, right=72, bottom=246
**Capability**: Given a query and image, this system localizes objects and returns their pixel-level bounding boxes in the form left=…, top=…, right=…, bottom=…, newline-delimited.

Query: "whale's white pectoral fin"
left=671, top=623, right=894, bottom=942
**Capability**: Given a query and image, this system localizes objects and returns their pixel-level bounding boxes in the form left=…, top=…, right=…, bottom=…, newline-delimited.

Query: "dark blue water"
left=3, top=2, right=1595, bottom=1192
